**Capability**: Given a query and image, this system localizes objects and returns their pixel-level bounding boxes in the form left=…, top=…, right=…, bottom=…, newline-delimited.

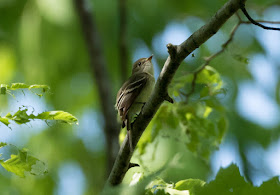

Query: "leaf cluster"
left=0, top=84, right=78, bottom=178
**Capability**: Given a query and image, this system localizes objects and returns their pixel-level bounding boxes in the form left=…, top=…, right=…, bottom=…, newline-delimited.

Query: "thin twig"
left=164, top=94, right=174, bottom=103
left=241, top=20, right=280, bottom=24
left=128, top=163, right=140, bottom=170
left=185, top=21, right=241, bottom=101
left=240, top=4, right=280, bottom=31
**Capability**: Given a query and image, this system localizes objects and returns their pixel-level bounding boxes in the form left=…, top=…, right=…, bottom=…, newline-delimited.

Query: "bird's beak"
left=147, top=55, right=153, bottom=62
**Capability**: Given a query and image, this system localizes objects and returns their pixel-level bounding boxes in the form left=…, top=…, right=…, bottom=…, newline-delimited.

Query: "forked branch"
left=108, top=0, right=247, bottom=186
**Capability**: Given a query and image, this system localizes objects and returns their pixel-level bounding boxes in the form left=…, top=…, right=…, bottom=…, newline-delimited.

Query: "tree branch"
left=108, top=0, right=246, bottom=186
left=74, top=0, right=120, bottom=177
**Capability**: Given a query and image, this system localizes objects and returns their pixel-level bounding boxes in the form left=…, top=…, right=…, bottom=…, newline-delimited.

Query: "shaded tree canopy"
left=0, top=0, right=280, bottom=194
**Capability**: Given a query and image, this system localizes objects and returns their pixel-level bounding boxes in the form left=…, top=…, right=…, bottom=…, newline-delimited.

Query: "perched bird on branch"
left=115, top=55, right=155, bottom=151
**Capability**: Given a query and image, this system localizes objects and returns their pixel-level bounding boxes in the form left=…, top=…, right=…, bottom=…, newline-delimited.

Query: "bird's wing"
left=116, top=72, right=148, bottom=121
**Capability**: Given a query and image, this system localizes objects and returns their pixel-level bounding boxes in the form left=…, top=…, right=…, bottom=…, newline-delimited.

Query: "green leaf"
left=199, top=86, right=209, bottom=98
left=185, top=114, right=220, bottom=159
left=258, top=176, right=280, bottom=194
left=10, top=108, right=34, bottom=124
left=137, top=123, right=153, bottom=154
left=1, top=83, right=50, bottom=97
left=163, top=165, right=280, bottom=195
left=179, top=102, right=226, bottom=160
left=194, top=164, right=280, bottom=195
left=8, top=83, right=50, bottom=92
left=0, top=108, right=78, bottom=126
left=119, top=128, right=126, bottom=146
left=170, top=66, right=224, bottom=101
left=9, top=83, right=30, bottom=90
left=200, top=164, right=249, bottom=194
left=0, top=142, right=7, bottom=148
left=136, top=101, right=227, bottom=160
left=0, top=84, right=7, bottom=95
left=217, top=116, right=227, bottom=140
left=144, top=165, right=280, bottom=195
left=0, top=148, right=47, bottom=177
left=130, top=172, right=144, bottom=186
left=36, top=111, right=79, bottom=125
left=0, top=116, right=10, bottom=126
left=169, top=74, right=194, bottom=97
left=28, top=84, right=50, bottom=92
left=232, top=54, right=249, bottom=64
left=137, top=103, right=178, bottom=154
left=175, top=179, right=205, bottom=193
left=145, top=178, right=190, bottom=195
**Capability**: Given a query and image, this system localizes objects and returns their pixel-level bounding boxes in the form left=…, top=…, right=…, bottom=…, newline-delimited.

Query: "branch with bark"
left=108, top=0, right=247, bottom=186
left=74, top=0, right=120, bottom=176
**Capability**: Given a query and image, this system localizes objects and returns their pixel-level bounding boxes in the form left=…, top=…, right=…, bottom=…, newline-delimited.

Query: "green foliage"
left=183, top=103, right=227, bottom=159
left=144, top=164, right=280, bottom=195
left=0, top=83, right=50, bottom=97
left=0, top=107, right=78, bottom=127
left=1, top=0, right=280, bottom=194
left=0, top=116, right=10, bottom=127
left=0, top=142, right=7, bottom=148
left=1, top=84, right=7, bottom=95
left=36, top=110, right=79, bottom=125
left=130, top=172, right=145, bottom=186
left=0, top=144, right=47, bottom=178
left=0, top=86, right=78, bottom=178
left=232, top=54, right=249, bottom=64
left=175, top=179, right=205, bottom=192
left=170, top=66, right=224, bottom=99
left=146, top=178, right=190, bottom=195
left=196, top=164, right=250, bottom=194
left=137, top=66, right=227, bottom=160
left=196, top=164, right=280, bottom=195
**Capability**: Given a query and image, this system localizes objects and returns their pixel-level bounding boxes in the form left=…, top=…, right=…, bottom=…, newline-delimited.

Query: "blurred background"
left=0, top=0, right=280, bottom=194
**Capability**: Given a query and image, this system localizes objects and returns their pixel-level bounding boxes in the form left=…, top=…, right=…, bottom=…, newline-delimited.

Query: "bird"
left=115, top=55, right=155, bottom=151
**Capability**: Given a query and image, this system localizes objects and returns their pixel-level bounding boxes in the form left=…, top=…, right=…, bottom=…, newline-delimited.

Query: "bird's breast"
left=135, top=75, right=155, bottom=103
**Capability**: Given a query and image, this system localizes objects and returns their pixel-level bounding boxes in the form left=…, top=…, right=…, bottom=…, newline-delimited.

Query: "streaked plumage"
left=115, top=56, right=155, bottom=150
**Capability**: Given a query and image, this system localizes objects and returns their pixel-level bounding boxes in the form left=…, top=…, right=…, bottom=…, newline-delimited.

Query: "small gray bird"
left=115, top=55, right=155, bottom=151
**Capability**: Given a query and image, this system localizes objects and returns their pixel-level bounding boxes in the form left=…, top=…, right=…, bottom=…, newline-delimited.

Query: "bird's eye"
left=138, top=62, right=141, bottom=66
